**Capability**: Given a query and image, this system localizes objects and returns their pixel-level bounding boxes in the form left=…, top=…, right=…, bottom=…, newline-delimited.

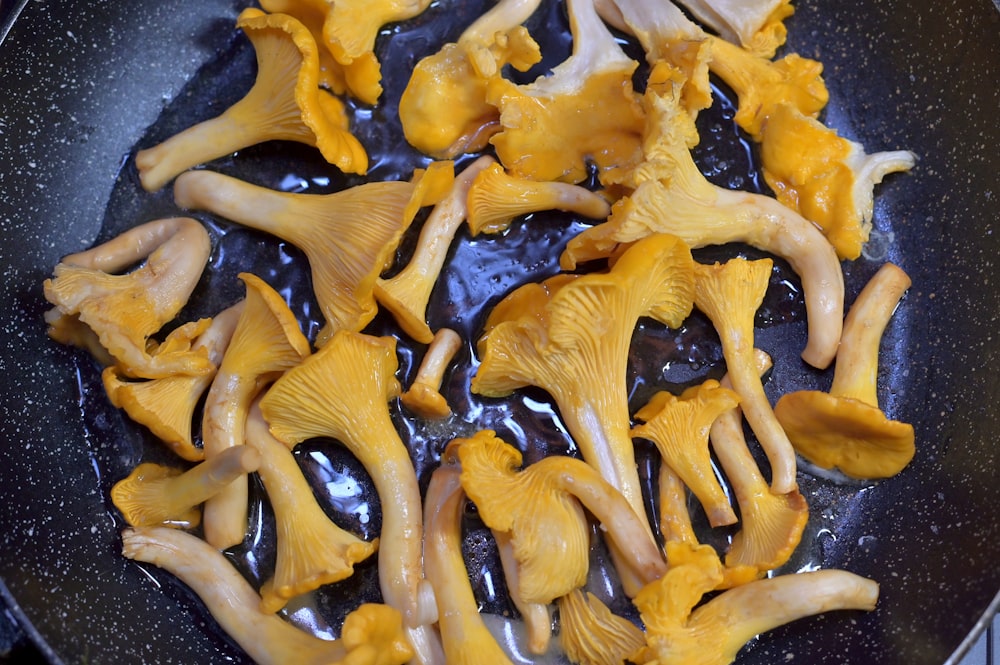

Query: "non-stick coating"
left=1, top=1, right=998, bottom=664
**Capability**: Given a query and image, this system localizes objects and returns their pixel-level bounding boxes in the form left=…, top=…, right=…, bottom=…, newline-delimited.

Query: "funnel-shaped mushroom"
left=632, top=380, right=740, bottom=527
left=712, top=349, right=809, bottom=572
left=174, top=164, right=451, bottom=344
left=455, top=430, right=668, bottom=605
left=692, top=258, right=798, bottom=495
left=675, top=0, right=794, bottom=57
left=423, top=441, right=515, bottom=665
left=473, top=233, right=694, bottom=531
left=562, top=73, right=844, bottom=369
left=135, top=9, right=366, bottom=191
left=775, top=263, right=915, bottom=479
left=245, top=400, right=377, bottom=613
left=631, top=542, right=879, bottom=665
left=465, top=162, right=612, bottom=236
left=102, top=302, right=245, bottom=462
left=202, top=273, right=310, bottom=550
left=400, top=328, right=463, bottom=419
left=111, top=446, right=260, bottom=529
left=399, top=0, right=542, bottom=158
left=259, top=330, right=443, bottom=665
left=486, top=0, right=645, bottom=183
left=557, top=589, right=645, bottom=665
left=375, top=156, right=492, bottom=343
left=121, top=527, right=413, bottom=665
left=43, top=217, right=213, bottom=379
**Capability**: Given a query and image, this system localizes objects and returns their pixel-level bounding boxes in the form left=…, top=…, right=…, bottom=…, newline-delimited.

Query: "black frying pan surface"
left=1, top=0, right=999, bottom=663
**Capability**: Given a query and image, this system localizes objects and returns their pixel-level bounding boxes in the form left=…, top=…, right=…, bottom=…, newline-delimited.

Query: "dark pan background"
left=1, top=0, right=999, bottom=663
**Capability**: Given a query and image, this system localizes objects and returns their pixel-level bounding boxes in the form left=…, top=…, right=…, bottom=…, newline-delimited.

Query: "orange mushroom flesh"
left=632, top=380, right=740, bottom=528
left=423, top=441, right=515, bottom=665
left=102, top=301, right=245, bottom=462
left=201, top=273, right=310, bottom=550
left=557, top=589, right=645, bottom=665
left=256, top=0, right=348, bottom=94
left=43, top=217, right=213, bottom=379
left=400, top=328, right=463, bottom=419
left=258, top=330, right=443, bottom=665
left=775, top=263, right=915, bottom=479
left=712, top=349, right=809, bottom=573
left=245, top=399, right=377, bottom=614
left=465, top=161, right=612, bottom=236
left=121, top=527, right=413, bottom=665
left=135, top=9, right=367, bottom=192
left=693, top=258, right=798, bottom=495
left=111, top=446, right=260, bottom=529
left=375, top=156, right=493, bottom=344
left=175, top=163, right=451, bottom=345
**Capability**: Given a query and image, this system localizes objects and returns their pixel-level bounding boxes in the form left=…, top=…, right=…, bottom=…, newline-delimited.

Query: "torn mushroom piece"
left=43, top=217, right=213, bottom=380
left=775, top=263, right=915, bottom=479
left=259, top=330, right=444, bottom=665
left=201, top=274, right=311, bottom=551
left=135, top=8, right=367, bottom=191
left=400, top=328, right=463, bottom=419
left=102, top=301, right=245, bottom=462
left=174, top=163, right=452, bottom=345
left=111, top=446, right=261, bottom=529
left=121, top=527, right=412, bottom=665
left=423, top=441, right=515, bottom=665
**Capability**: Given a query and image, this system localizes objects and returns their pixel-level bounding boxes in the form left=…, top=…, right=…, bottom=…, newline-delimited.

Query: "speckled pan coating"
left=1, top=0, right=998, bottom=664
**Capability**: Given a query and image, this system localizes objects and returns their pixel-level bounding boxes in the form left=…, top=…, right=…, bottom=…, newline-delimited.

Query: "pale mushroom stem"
left=400, top=328, right=464, bottom=418
left=829, top=262, right=911, bottom=406
left=492, top=530, right=553, bottom=655
left=61, top=217, right=206, bottom=273
left=461, top=0, right=543, bottom=44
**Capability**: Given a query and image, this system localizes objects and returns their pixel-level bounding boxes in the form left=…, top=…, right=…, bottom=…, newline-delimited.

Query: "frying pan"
left=1, top=0, right=999, bottom=663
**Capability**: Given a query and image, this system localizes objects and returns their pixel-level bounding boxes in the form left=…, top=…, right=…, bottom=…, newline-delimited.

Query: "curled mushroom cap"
left=562, top=72, right=844, bottom=369
left=399, top=0, right=542, bottom=158
left=43, top=217, right=213, bottom=379
left=201, top=273, right=311, bottom=550
left=136, top=9, right=367, bottom=192
left=102, top=302, right=245, bottom=462
left=245, top=399, right=377, bottom=613
left=557, top=589, right=646, bottom=665
left=111, top=446, right=261, bottom=529
left=175, top=164, right=451, bottom=345
left=632, top=380, right=741, bottom=528
left=259, top=330, right=443, bottom=664
left=775, top=263, right=915, bottom=479
left=121, top=526, right=412, bottom=665
left=465, top=161, right=612, bottom=236
left=692, top=258, right=799, bottom=495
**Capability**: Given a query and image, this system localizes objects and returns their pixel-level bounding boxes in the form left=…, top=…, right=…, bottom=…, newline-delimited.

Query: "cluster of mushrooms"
left=40, top=0, right=918, bottom=663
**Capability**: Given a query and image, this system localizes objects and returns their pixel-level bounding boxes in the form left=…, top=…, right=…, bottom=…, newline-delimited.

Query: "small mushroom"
left=400, top=328, right=463, bottom=419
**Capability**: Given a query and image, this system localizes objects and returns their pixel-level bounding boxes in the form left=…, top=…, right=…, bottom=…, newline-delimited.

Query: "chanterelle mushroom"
left=43, top=217, right=213, bottom=379
left=775, top=262, right=915, bottom=478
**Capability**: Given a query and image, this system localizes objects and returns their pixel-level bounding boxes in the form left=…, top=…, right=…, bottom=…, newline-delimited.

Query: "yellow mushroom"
left=399, top=0, right=542, bottom=158
left=774, top=263, right=915, bottom=479
left=631, top=542, right=879, bottom=665
left=121, top=527, right=413, bottom=665
left=692, top=258, right=799, bottom=495
left=465, top=161, right=612, bottom=236
left=562, top=72, right=845, bottom=369
left=102, top=301, right=245, bottom=462
left=135, top=9, right=367, bottom=192
left=201, top=273, right=310, bottom=551
left=632, top=380, right=741, bottom=528
left=473, top=233, right=694, bottom=538
left=557, top=589, right=645, bottom=665
left=245, top=399, right=377, bottom=613
left=259, top=330, right=443, bottom=665
left=492, top=528, right=553, bottom=654
left=486, top=0, right=645, bottom=183
left=455, top=430, right=668, bottom=605
left=111, top=446, right=261, bottom=529
left=712, top=349, right=809, bottom=573
left=375, top=156, right=493, bottom=343
left=676, top=0, right=794, bottom=57
left=174, top=162, right=452, bottom=345
left=423, top=441, right=514, bottom=665
left=43, top=217, right=213, bottom=379
left=400, top=328, right=463, bottom=419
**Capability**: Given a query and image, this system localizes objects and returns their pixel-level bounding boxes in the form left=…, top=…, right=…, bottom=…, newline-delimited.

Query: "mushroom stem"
left=493, top=530, right=552, bottom=655
left=400, top=328, right=464, bottom=419
left=829, top=263, right=911, bottom=406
